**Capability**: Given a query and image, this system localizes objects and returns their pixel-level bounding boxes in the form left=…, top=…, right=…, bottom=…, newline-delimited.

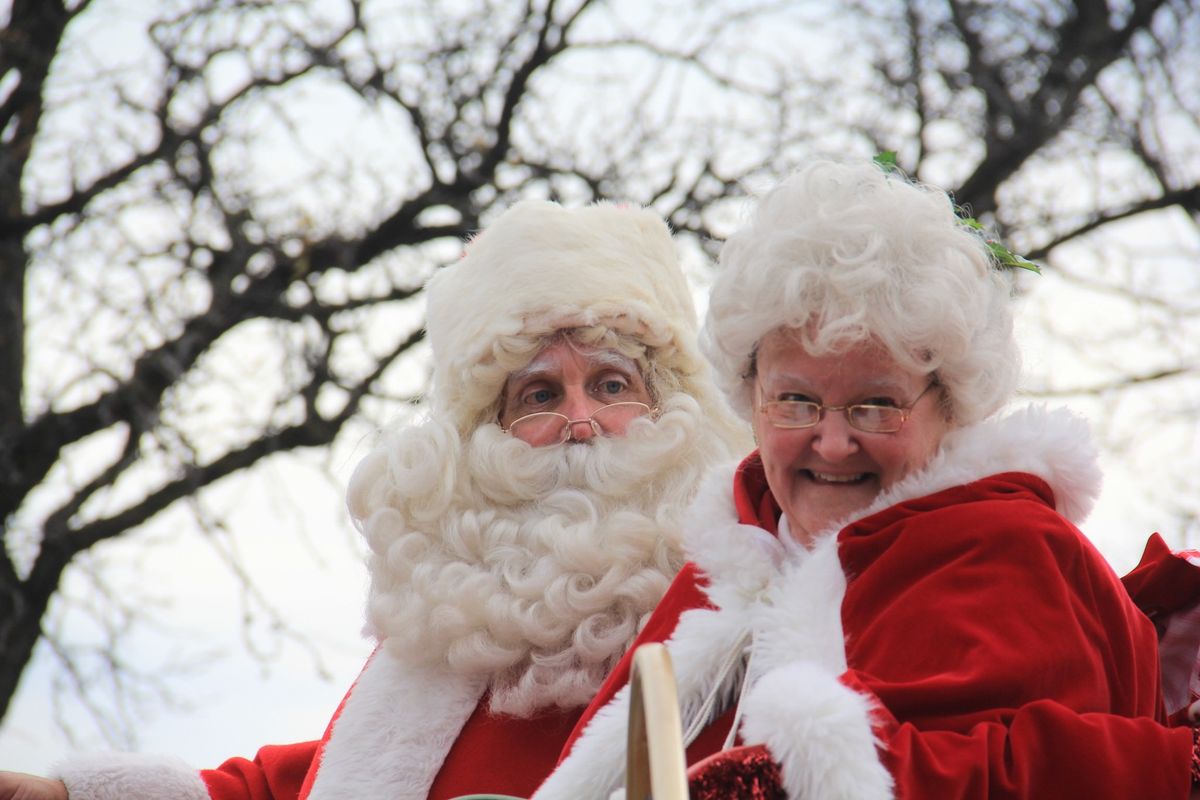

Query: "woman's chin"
left=785, top=472, right=881, bottom=537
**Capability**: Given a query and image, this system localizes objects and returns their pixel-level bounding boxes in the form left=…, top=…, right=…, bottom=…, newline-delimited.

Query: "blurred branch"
left=1030, top=185, right=1200, bottom=258
left=953, top=0, right=1162, bottom=213
left=1026, top=367, right=1190, bottom=398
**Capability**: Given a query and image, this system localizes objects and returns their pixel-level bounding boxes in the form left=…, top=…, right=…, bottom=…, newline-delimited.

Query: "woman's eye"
left=780, top=393, right=816, bottom=403
left=860, top=397, right=899, bottom=408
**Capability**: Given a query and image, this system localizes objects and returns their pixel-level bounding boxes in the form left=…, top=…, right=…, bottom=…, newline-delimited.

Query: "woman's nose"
left=810, top=411, right=859, bottom=461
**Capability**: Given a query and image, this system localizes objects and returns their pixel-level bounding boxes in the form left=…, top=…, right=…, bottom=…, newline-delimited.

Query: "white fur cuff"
left=739, top=662, right=893, bottom=800
left=55, top=751, right=210, bottom=800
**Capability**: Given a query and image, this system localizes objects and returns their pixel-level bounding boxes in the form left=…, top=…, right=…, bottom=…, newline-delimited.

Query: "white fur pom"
left=739, top=662, right=893, bottom=800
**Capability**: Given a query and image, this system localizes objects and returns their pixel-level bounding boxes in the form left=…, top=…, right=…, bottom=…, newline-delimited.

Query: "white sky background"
left=1, top=449, right=376, bottom=773
left=3, top=0, right=1200, bottom=776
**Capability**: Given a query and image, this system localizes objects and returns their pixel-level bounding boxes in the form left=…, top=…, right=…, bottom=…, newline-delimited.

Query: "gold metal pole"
left=625, top=643, right=688, bottom=800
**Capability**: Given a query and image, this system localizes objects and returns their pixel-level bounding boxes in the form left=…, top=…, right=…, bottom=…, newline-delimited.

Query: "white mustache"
left=465, top=399, right=697, bottom=506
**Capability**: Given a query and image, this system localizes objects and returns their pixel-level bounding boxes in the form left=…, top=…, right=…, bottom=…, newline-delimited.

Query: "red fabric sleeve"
left=873, top=696, right=1194, bottom=799
left=200, top=741, right=319, bottom=800
left=834, top=478, right=1194, bottom=797
left=1122, top=532, right=1200, bottom=628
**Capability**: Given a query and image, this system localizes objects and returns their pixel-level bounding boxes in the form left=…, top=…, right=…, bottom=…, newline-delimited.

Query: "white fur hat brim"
left=425, top=200, right=704, bottom=429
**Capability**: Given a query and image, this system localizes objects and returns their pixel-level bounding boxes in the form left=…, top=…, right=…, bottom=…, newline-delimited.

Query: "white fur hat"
left=425, top=199, right=719, bottom=432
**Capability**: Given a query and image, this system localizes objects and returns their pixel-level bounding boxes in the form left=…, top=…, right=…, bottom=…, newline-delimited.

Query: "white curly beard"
left=348, top=393, right=730, bottom=717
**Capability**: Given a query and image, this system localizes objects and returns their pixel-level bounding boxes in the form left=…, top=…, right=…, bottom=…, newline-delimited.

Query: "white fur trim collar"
left=308, top=648, right=484, bottom=800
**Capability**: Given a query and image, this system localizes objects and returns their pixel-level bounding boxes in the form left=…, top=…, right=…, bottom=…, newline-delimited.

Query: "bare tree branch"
left=1027, top=368, right=1190, bottom=398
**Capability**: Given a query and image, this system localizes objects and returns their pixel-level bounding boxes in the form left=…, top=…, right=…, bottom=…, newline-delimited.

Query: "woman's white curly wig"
left=703, top=158, right=1021, bottom=426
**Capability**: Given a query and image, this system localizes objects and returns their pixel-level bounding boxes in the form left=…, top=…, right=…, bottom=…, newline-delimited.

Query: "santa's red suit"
left=201, top=651, right=585, bottom=799
left=534, top=406, right=1200, bottom=799
left=56, top=643, right=587, bottom=800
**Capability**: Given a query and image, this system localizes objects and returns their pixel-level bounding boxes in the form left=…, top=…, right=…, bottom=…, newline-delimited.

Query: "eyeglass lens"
left=767, top=402, right=904, bottom=433
left=507, top=402, right=652, bottom=445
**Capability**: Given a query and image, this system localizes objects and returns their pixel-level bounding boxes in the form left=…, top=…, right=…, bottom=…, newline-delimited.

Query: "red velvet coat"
left=534, top=407, right=1198, bottom=799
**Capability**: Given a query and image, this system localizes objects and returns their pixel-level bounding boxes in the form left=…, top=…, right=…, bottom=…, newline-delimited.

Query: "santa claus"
left=5, top=200, right=749, bottom=800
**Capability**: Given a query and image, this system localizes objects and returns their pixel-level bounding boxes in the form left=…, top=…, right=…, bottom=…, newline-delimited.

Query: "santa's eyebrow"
left=581, top=349, right=639, bottom=374
left=505, top=352, right=559, bottom=387
left=506, top=348, right=639, bottom=387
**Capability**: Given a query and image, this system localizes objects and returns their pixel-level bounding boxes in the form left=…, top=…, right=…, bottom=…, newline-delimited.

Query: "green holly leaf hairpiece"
left=873, top=150, right=900, bottom=172
left=872, top=152, right=1042, bottom=275
left=984, top=239, right=1042, bottom=273
left=956, top=210, right=1042, bottom=274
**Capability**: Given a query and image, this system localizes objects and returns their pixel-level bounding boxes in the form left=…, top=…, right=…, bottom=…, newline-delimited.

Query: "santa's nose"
left=559, top=387, right=600, bottom=441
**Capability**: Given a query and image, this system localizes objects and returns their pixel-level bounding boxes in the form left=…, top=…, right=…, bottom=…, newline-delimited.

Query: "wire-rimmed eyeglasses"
left=502, top=401, right=657, bottom=446
left=756, top=382, right=938, bottom=434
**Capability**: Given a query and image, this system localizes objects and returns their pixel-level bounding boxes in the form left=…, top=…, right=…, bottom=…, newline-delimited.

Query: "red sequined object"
left=1192, top=727, right=1200, bottom=785
left=687, top=744, right=786, bottom=800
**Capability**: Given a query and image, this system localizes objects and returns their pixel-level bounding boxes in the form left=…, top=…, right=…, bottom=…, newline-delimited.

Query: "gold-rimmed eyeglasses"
left=502, top=401, right=657, bottom=446
left=756, top=382, right=938, bottom=434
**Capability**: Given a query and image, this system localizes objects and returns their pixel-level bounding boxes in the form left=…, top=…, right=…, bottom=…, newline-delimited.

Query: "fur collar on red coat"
left=304, top=649, right=485, bottom=800
left=534, top=405, right=1102, bottom=800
